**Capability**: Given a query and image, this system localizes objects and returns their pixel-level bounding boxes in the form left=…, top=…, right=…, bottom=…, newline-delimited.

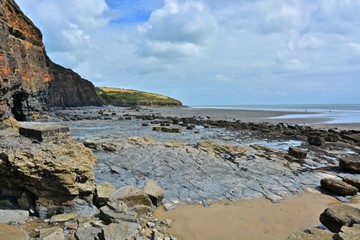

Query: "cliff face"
left=0, top=0, right=102, bottom=121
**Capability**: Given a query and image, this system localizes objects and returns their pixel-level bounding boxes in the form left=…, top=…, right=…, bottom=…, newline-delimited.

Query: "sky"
left=16, top=0, right=360, bottom=105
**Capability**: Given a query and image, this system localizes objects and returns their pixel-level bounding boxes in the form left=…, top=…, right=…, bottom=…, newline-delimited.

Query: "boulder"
left=95, top=183, right=116, bottom=207
left=75, top=227, right=102, bottom=240
left=0, top=224, right=29, bottom=240
left=50, top=212, right=78, bottom=223
left=286, top=228, right=334, bottom=240
left=0, top=210, right=29, bottom=224
left=0, top=133, right=96, bottom=204
left=17, top=191, right=35, bottom=210
left=100, top=205, right=138, bottom=224
left=108, top=186, right=153, bottom=215
left=288, top=147, right=307, bottom=159
left=319, top=205, right=360, bottom=233
left=40, top=227, right=64, bottom=240
left=307, top=136, right=325, bottom=146
left=19, top=123, right=70, bottom=142
left=320, top=178, right=358, bottom=196
left=102, top=222, right=140, bottom=240
left=342, top=176, right=360, bottom=191
left=339, top=156, right=360, bottom=173
left=334, top=224, right=360, bottom=240
left=144, top=180, right=164, bottom=207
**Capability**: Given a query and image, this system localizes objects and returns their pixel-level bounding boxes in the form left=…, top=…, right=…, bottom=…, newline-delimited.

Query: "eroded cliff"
left=0, top=0, right=102, bottom=121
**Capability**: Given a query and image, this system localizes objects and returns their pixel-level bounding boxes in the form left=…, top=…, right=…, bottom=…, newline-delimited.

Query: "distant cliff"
left=0, top=0, right=102, bottom=121
left=96, top=87, right=182, bottom=107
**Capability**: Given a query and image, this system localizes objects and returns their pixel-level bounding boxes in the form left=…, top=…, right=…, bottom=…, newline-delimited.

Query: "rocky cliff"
left=0, top=0, right=102, bottom=121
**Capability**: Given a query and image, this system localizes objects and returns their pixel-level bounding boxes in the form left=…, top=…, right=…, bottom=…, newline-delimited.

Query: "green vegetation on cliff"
left=95, top=87, right=182, bottom=107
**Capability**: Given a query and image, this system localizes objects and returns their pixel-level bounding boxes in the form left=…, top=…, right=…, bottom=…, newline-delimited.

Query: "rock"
left=320, top=178, right=358, bottom=196
left=19, top=123, right=70, bottom=142
left=0, top=210, right=29, bottom=224
left=339, top=156, right=360, bottom=173
left=50, top=212, right=78, bottom=223
left=0, top=224, right=29, bottom=240
left=101, top=143, right=116, bottom=152
left=333, top=224, right=360, bottom=240
left=319, top=205, right=360, bottom=233
left=69, top=199, right=99, bottom=218
left=342, top=176, right=360, bottom=191
left=17, top=191, right=35, bottom=210
left=102, top=222, right=140, bottom=240
left=144, top=180, right=164, bottom=207
left=2, top=117, right=20, bottom=129
left=307, top=136, right=325, bottom=146
left=288, top=147, right=307, bottom=159
left=342, top=134, right=360, bottom=143
left=95, top=183, right=116, bottom=207
left=100, top=204, right=138, bottom=224
left=109, top=186, right=153, bottom=215
left=40, top=227, right=64, bottom=240
left=75, top=227, right=102, bottom=240
left=286, top=228, right=335, bottom=240
left=0, top=134, right=96, bottom=204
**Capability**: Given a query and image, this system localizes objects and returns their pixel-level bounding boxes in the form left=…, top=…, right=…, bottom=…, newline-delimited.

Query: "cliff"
left=0, top=0, right=102, bottom=121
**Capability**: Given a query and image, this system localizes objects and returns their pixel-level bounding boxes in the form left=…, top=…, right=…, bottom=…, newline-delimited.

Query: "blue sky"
left=16, top=0, right=360, bottom=105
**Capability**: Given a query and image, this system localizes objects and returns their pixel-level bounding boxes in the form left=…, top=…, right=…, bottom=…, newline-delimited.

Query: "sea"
left=190, top=104, right=360, bottom=124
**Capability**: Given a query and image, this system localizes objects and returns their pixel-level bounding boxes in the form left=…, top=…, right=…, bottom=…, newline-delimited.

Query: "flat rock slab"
left=0, top=210, right=29, bottom=224
left=102, top=222, right=140, bottom=240
left=75, top=227, right=102, bottom=240
left=0, top=224, right=29, bottom=240
left=19, top=122, right=69, bottom=141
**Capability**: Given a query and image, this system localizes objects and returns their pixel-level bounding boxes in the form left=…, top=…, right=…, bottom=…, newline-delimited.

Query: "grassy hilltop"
left=95, top=87, right=182, bottom=107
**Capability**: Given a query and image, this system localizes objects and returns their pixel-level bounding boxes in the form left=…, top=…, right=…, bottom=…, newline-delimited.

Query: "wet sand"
left=151, top=107, right=360, bottom=130
left=155, top=192, right=360, bottom=240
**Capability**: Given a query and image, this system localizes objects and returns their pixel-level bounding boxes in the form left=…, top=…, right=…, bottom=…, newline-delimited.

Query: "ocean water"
left=190, top=104, right=360, bottom=124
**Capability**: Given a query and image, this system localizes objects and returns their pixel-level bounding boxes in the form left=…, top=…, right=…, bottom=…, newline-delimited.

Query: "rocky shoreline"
left=0, top=106, right=360, bottom=239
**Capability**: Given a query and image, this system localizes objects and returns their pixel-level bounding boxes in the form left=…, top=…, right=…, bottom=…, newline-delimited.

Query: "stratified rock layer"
left=0, top=0, right=102, bottom=121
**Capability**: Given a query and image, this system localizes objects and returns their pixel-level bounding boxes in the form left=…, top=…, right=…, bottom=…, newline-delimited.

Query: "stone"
left=75, top=227, right=102, bottom=240
left=288, top=147, right=307, bottom=159
left=19, top=123, right=70, bottom=142
left=339, top=156, right=360, bottom=173
left=342, top=176, right=360, bottom=191
left=0, top=210, right=29, bottom=224
left=2, top=117, right=20, bottom=129
left=342, top=134, right=360, bottom=143
left=320, top=178, right=358, bottom=196
left=50, top=212, right=78, bottom=223
left=95, top=183, right=116, bottom=207
left=109, top=186, right=153, bottom=215
left=319, top=205, right=360, bottom=233
left=69, top=199, right=99, bottom=218
left=100, top=205, right=138, bottom=224
left=286, top=228, right=334, bottom=240
left=17, top=191, right=35, bottom=210
left=333, top=224, right=360, bottom=240
left=144, top=179, right=164, bottom=207
left=0, top=224, right=29, bottom=240
left=0, top=134, right=96, bottom=204
left=307, top=136, right=325, bottom=146
left=40, top=227, right=64, bottom=240
left=102, top=222, right=140, bottom=240
left=101, top=143, right=116, bottom=152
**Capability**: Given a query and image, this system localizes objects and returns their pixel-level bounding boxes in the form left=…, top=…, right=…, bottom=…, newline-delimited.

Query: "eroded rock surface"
left=319, top=205, right=360, bottom=233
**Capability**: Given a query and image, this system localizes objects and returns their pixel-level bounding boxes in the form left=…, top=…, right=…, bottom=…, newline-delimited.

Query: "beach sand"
left=155, top=193, right=360, bottom=240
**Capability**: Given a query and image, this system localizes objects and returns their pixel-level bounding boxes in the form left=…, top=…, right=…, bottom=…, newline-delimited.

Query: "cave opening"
left=11, top=91, right=29, bottom=121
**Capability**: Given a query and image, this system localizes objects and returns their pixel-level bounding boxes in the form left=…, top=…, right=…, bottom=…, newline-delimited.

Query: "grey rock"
left=320, top=205, right=360, bottom=233
left=339, top=156, right=360, bottom=173
left=144, top=180, right=164, bottom=207
left=102, top=222, right=140, bottom=240
left=320, top=178, right=358, bottom=196
left=100, top=205, right=138, bottom=224
left=75, top=227, right=101, bottom=240
left=95, top=183, right=116, bottom=207
left=0, top=210, right=29, bottom=224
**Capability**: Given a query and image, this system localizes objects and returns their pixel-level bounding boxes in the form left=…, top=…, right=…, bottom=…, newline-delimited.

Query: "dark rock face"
left=288, top=147, right=307, bottom=159
left=320, top=178, right=358, bottom=196
left=319, top=205, right=360, bottom=233
left=0, top=0, right=102, bottom=121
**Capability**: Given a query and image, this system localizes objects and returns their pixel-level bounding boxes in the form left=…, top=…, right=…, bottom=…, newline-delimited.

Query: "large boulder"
left=320, top=178, right=358, bottom=196
left=319, top=205, right=360, bottom=233
left=144, top=180, right=164, bottom=207
left=342, top=176, right=360, bottom=191
left=0, top=210, right=29, bottom=224
left=334, top=224, right=360, bottom=240
left=288, top=147, right=307, bottom=159
left=307, top=136, right=325, bottom=146
left=95, top=183, right=116, bottom=207
left=0, top=125, right=96, bottom=204
left=108, top=186, right=153, bottom=215
left=339, top=156, right=360, bottom=173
